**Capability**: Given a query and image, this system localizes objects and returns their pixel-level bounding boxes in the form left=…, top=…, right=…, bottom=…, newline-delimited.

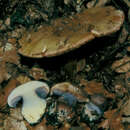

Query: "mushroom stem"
left=22, top=94, right=46, bottom=124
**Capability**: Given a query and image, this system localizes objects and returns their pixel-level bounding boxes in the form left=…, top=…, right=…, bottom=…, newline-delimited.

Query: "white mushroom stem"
left=7, top=81, right=49, bottom=124
left=22, top=94, right=46, bottom=124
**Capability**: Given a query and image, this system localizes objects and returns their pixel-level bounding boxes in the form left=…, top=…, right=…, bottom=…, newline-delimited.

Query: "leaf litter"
left=0, top=0, right=130, bottom=129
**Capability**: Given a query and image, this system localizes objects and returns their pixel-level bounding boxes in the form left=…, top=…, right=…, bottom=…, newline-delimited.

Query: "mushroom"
left=18, top=6, right=124, bottom=58
left=47, top=82, right=80, bottom=126
left=51, top=82, right=87, bottom=106
left=7, top=81, right=49, bottom=124
left=81, top=102, right=103, bottom=123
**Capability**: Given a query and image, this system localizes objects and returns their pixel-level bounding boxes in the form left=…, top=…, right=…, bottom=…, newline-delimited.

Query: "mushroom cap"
left=51, top=82, right=87, bottom=105
left=7, top=81, right=49, bottom=124
left=81, top=102, right=103, bottom=122
left=18, top=6, right=124, bottom=58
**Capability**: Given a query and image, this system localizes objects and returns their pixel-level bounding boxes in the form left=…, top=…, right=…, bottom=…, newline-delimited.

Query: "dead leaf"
left=2, top=49, right=20, bottom=65
left=10, top=108, right=23, bottom=121
left=123, top=0, right=130, bottom=7
left=76, top=58, right=86, bottom=73
left=29, top=67, right=48, bottom=80
left=64, top=60, right=77, bottom=77
left=0, top=61, right=9, bottom=83
left=16, top=75, right=31, bottom=84
left=98, top=119, right=109, bottom=129
left=25, top=118, right=54, bottom=130
left=0, top=43, right=20, bottom=65
left=112, top=56, right=130, bottom=73
left=103, top=109, right=124, bottom=130
left=125, top=72, right=130, bottom=89
left=122, top=99, right=130, bottom=116
left=8, top=38, right=17, bottom=45
left=80, top=80, right=115, bottom=98
left=127, top=46, right=130, bottom=53
left=0, top=79, right=19, bottom=107
left=4, top=117, right=27, bottom=130
left=87, top=0, right=110, bottom=8
left=0, top=113, right=5, bottom=127
left=128, top=9, right=130, bottom=22
left=117, top=26, right=129, bottom=44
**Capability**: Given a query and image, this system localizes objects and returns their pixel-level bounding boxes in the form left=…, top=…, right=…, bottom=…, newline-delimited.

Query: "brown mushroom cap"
left=18, top=6, right=124, bottom=58
left=51, top=82, right=87, bottom=104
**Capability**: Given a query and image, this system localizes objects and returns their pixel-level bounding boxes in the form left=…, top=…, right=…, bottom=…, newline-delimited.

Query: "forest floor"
left=0, top=0, right=130, bottom=130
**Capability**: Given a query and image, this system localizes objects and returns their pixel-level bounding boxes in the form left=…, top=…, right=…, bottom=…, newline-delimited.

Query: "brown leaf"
left=80, top=80, right=115, bottom=98
left=0, top=61, right=9, bottom=83
left=128, top=9, right=130, bottom=23
left=0, top=43, right=20, bottom=65
left=122, top=99, right=130, bottom=117
left=127, top=46, right=130, bottom=53
left=25, top=118, right=54, bottom=130
left=103, top=109, right=124, bottom=130
left=117, top=26, right=128, bottom=44
left=2, top=49, right=20, bottom=65
left=87, top=0, right=110, bottom=8
left=0, top=79, right=19, bottom=107
left=29, top=67, right=48, bottom=80
left=104, top=109, right=117, bottom=119
left=112, top=56, right=130, bottom=73
left=125, top=72, right=130, bottom=88
left=16, top=75, right=31, bottom=84
left=60, top=122, right=90, bottom=130
left=8, top=38, right=17, bottom=45
left=0, top=113, right=5, bottom=127
left=4, top=117, right=27, bottom=130
left=76, top=58, right=86, bottom=73
left=98, top=119, right=109, bottom=129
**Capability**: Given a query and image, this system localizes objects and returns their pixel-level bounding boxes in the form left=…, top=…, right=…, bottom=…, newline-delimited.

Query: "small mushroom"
left=51, top=82, right=87, bottom=105
left=46, top=82, right=86, bottom=126
left=7, top=81, right=49, bottom=124
left=18, top=6, right=124, bottom=58
left=81, top=102, right=103, bottom=123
